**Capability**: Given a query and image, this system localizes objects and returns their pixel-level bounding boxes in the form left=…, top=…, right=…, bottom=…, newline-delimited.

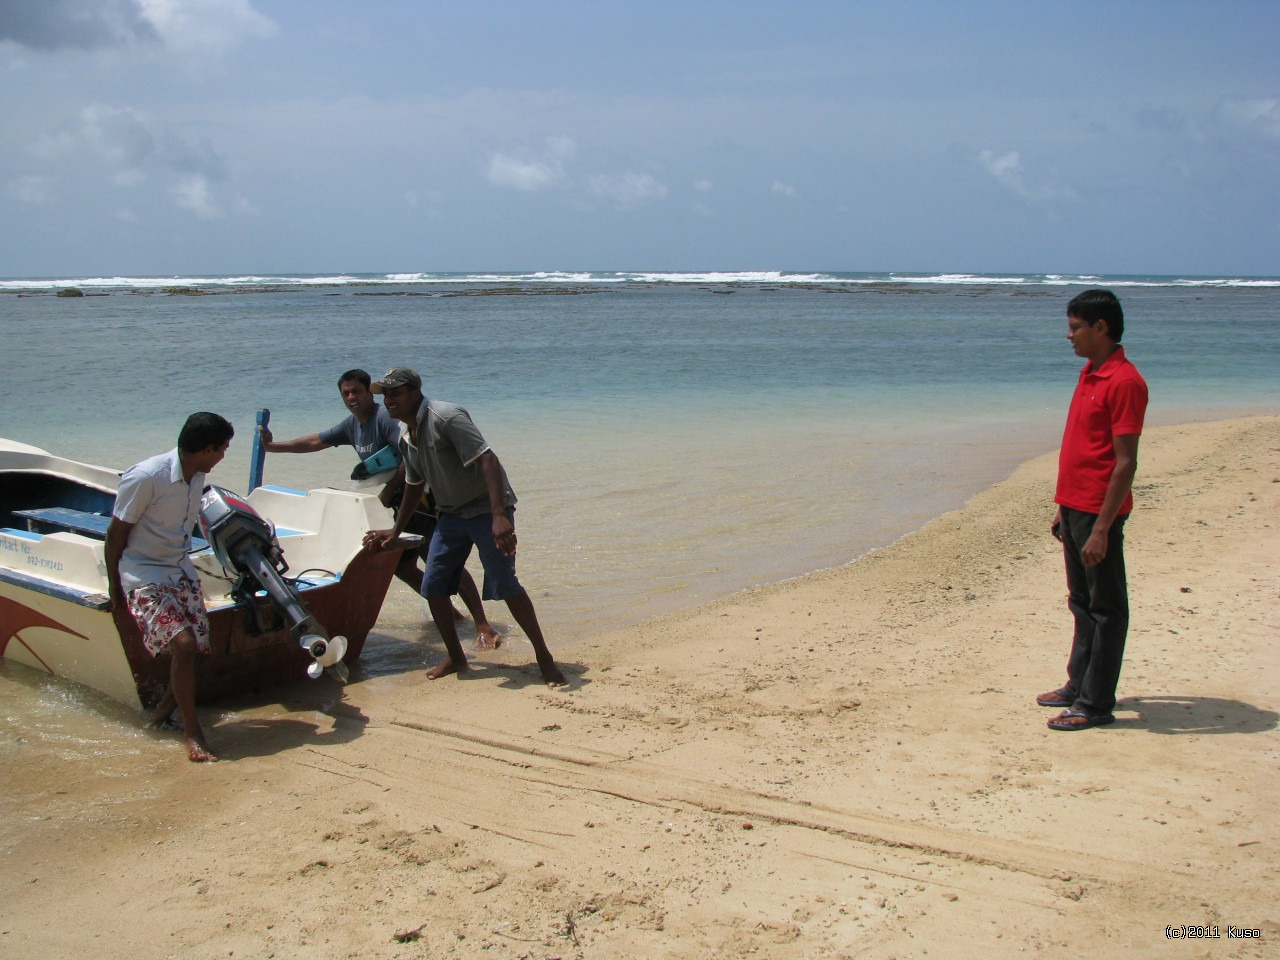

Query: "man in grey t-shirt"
left=261, top=368, right=498, bottom=648
left=260, top=368, right=404, bottom=497
left=364, top=366, right=565, bottom=687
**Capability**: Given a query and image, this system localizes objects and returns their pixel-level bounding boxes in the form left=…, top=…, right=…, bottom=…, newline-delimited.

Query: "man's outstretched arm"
left=258, top=425, right=331, bottom=454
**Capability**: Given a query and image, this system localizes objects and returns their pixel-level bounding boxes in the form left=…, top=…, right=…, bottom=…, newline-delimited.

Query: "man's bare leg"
left=396, top=555, right=467, bottom=619
left=146, top=688, right=178, bottom=729
left=425, top=595, right=469, bottom=679
left=167, top=630, right=216, bottom=762
left=503, top=589, right=566, bottom=687
left=457, top=569, right=501, bottom=649
left=394, top=553, right=423, bottom=592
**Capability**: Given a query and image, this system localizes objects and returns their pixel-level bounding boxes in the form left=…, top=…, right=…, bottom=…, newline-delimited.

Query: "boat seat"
left=14, top=507, right=210, bottom=552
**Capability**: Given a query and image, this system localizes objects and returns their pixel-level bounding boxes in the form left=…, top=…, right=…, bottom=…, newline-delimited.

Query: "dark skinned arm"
left=104, top=516, right=136, bottom=612
left=1081, top=433, right=1140, bottom=567
left=479, top=450, right=516, bottom=556
left=257, top=425, right=331, bottom=454
left=364, top=479, right=425, bottom=551
left=379, top=462, right=407, bottom=508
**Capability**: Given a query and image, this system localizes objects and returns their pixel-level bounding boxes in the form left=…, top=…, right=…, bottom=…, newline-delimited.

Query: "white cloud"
left=486, top=138, right=669, bottom=210
left=589, top=171, right=668, bottom=208
left=0, top=0, right=273, bottom=57
left=486, top=137, right=577, bottom=192
left=771, top=180, right=799, bottom=200
left=978, top=148, right=1071, bottom=202
left=136, top=0, right=274, bottom=58
left=77, top=105, right=159, bottom=167
left=37, top=105, right=228, bottom=191
left=22, top=103, right=257, bottom=221
left=979, top=149, right=1021, bottom=182
left=693, top=179, right=713, bottom=191
left=39, top=105, right=226, bottom=180
left=487, top=153, right=563, bottom=192
left=170, top=173, right=222, bottom=218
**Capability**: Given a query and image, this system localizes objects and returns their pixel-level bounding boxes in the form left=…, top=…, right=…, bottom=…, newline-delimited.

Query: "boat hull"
left=109, top=546, right=400, bottom=708
left=1, top=439, right=407, bottom=709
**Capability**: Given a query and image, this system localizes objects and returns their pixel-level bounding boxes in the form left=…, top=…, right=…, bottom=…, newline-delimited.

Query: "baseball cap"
left=370, top=366, right=422, bottom=394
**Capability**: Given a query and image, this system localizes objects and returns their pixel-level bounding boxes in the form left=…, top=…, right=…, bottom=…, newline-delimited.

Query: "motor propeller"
left=303, top=633, right=349, bottom=681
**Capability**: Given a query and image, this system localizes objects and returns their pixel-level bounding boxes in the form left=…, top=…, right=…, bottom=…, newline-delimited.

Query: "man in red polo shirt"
left=1039, top=289, right=1148, bottom=731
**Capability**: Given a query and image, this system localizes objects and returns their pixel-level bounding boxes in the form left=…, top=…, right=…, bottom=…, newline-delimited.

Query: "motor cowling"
left=198, top=485, right=347, bottom=681
left=198, top=485, right=282, bottom=575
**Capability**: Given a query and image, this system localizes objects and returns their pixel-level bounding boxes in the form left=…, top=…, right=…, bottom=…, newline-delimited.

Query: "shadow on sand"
left=345, top=622, right=591, bottom=690
left=1117, top=695, right=1279, bottom=735
left=207, top=679, right=371, bottom=760
left=203, top=628, right=590, bottom=760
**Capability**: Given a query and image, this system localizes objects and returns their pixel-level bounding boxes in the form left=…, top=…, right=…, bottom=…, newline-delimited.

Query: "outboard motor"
left=198, top=485, right=348, bottom=681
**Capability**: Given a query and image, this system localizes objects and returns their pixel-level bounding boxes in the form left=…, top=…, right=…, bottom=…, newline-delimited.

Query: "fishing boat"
left=0, top=436, right=410, bottom=709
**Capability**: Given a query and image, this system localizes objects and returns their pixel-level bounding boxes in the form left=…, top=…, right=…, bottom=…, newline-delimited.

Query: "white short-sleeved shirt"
left=112, top=448, right=204, bottom=591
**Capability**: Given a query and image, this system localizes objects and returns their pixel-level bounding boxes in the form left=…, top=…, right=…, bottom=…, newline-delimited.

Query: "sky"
left=1, top=0, right=1277, bottom=277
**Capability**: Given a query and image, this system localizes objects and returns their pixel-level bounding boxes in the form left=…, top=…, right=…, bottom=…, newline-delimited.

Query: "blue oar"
left=248, top=408, right=270, bottom=492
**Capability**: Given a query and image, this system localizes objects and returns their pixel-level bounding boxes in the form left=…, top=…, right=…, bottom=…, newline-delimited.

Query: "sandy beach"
left=1, top=415, right=1276, bottom=959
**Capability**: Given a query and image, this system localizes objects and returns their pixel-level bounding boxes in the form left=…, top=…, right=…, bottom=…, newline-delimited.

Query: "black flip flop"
left=1047, top=708, right=1115, bottom=731
left=1036, top=688, right=1072, bottom=707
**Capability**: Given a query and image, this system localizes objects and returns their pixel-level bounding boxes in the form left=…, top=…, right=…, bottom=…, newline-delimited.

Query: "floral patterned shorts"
left=127, top=576, right=211, bottom=657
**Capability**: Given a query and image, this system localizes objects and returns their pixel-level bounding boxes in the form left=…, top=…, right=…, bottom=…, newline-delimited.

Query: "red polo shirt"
left=1055, top=345, right=1148, bottom=516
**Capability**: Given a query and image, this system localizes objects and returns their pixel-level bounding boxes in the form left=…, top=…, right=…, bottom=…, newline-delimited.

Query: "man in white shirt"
left=106, top=412, right=234, bottom=762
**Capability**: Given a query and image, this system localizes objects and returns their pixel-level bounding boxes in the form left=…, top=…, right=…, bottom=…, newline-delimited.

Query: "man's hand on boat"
left=362, top=528, right=398, bottom=552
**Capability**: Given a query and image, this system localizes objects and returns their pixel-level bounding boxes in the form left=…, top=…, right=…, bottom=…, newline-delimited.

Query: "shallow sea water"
left=2, top=277, right=1277, bottom=696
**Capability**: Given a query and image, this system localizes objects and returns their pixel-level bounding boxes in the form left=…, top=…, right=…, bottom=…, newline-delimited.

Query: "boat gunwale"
left=0, top=565, right=111, bottom=608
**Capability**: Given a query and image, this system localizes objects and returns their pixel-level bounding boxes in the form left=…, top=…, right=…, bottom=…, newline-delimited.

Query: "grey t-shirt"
left=399, top=399, right=516, bottom=519
left=318, top=405, right=401, bottom=461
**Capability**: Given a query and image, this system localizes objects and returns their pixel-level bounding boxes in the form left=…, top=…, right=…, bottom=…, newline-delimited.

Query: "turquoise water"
left=2, top=273, right=1277, bottom=640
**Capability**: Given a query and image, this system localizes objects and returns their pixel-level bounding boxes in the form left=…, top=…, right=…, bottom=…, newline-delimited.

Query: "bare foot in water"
left=187, top=737, right=218, bottom=763
left=474, top=624, right=502, bottom=650
left=426, top=658, right=468, bottom=680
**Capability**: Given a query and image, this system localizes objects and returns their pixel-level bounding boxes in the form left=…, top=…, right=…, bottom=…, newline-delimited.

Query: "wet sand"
left=1, top=416, right=1276, bottom=958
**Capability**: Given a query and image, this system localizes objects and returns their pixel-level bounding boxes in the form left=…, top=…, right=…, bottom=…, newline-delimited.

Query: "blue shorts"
left=422, top=508, right=523, bottom=601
